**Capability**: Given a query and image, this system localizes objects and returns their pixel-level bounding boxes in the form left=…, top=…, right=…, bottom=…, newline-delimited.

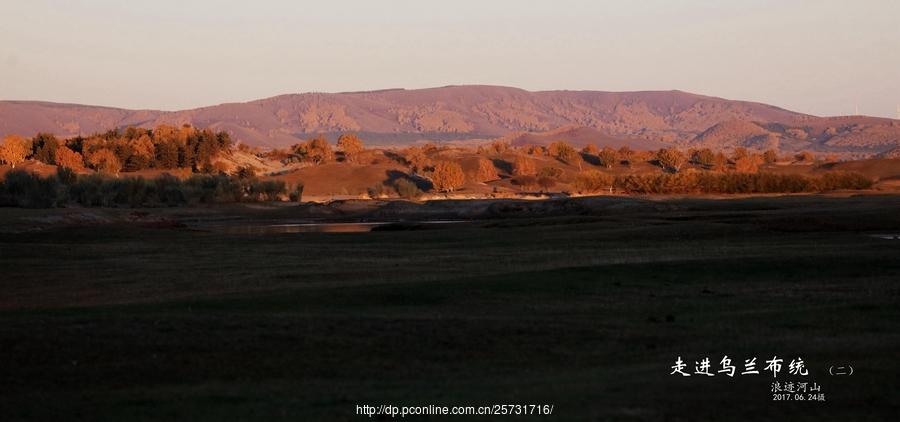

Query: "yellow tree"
left=734, top=154, right=764, bottom=174
left=548, top=141, right=578, bottom=163
left=574, top=170, right=614, bottom=193
left=0, top=135, right=31, bottom=168
left=86, top=149, right=122, bottom=175
left=598, top=147, right=618, bottom=168
left=295, top=137, right=334, bottom=164
left=337, top=133, right=364, bottom=163
left=132, top=134, right=156, bottom=160
left=656, top=148, right=687, bottom=173
left=512, top=155, right=536, bottom=176
left=402, top=146, right=432, bottom=173
left=617, top=146, right=635, bottom=164
left=475, top=158, right=499, bottom=182
left=432, top=161, right=466, bottom=192
left=55, top=146, right=85, bottom=170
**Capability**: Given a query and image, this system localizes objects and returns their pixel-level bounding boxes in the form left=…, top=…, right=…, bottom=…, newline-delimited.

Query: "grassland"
left=1, top=195, right=899, bottom=421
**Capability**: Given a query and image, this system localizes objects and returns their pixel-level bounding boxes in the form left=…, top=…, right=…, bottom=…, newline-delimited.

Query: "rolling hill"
left=2, top=85, right=899, bottom=153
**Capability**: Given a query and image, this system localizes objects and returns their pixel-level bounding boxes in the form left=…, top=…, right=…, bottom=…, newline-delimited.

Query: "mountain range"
left=2, top=85, right=899, bottom=154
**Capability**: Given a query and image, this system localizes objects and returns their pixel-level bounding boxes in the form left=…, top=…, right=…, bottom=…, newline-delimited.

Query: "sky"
left=1, top=0, right=898, bottom=118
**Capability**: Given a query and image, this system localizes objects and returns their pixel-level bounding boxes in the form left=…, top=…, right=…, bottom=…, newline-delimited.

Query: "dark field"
left=1, top=195, right=899, bottom=421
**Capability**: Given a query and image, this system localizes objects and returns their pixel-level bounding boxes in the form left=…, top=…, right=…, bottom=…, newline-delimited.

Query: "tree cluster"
left=1, top=125, right=233, bottom=174
left=0, top=168, right=298, bottom=208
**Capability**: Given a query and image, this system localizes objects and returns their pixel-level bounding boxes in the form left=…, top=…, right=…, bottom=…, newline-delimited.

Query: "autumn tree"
left=124, top=135, right=156, bottom=171
left=432, top=161, right=466, bottom=192
left=548, top=141, right=578, bottom=163
left=526, top=145, right=547, bottom=156
left=475, top=158, right=499, bottom=182
left=713, top=152, right=729, bottom=172
left=490, top=140, right=509, bottom=154
left=537, top=166, right=563, bottom=180
left=512, top=155, right=536, bottom=176
left=86, top=149, right=122, bottom=175
left=574, top=170, right=614, bottom=193
left=731, top=147, right=750, bottom=162
left=0, top=135, right=32, bottom=168
left=581, top=144, right=599, bottom=156
left=763, top=149, right=779, bottom=164
left=295, top=137, right=334, bottom=164
left=734, top=154, right=764, bottom=174
left=155, top=139, right=180, bottom=168
left=598, top=147, right=618, bottom=168
left=691, top=148, right=716, bottom=168
left=55, top=146, right=84, bottom=170
left=402, top=146, right=432, bottom=173
left=618, top=146, right=634, bottom=164
left=656, top=148, right=687, bottom=173
left=337, top=133, right=364, bottom=163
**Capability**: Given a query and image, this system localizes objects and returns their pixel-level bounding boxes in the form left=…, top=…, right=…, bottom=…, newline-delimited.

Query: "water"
left=211, top=221, right=465, bottom=234
left=868, top=234, right=900, bottom=240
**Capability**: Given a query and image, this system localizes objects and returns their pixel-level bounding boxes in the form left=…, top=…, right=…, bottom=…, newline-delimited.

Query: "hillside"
left=2, top=86, right=899, bottom=153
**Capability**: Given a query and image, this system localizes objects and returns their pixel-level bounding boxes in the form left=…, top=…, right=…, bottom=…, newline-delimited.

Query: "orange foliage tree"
left=656, top=148, right=687, bottom=173
left=574, top=170, right=614, bottom=193
left=295, top=137, right=334, bottom=164
left=734, top=154, right=764, bottom=174
left=512, top=155, right=536, bottom=176
left=548, top=141, right=578, bottom=163
left=402, top=146, right=432, bottom=173
left=598, top=147, right=618, bottom=168
left=337, top=133, right=364, bottom=163
left=0, top=135, right=31, bottom=168
left=55, top=146, right=85, bottom=170
left=475, top=158, right=499, bottom=182
left=86, top=149, right=122, bottom=175
left=432, top=161, right=466, bottom=192
left=617, top=146, right=635, bottom=165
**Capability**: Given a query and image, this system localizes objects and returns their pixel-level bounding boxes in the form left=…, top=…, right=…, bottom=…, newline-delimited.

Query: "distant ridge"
left=2, top=85, right=899, bottom=153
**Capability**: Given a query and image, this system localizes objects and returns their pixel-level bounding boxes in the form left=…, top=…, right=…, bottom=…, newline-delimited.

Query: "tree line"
left=571, top=171, right=872, bottom=195
left=0, top=125, right=234, bottom=174
left=0, top=167, right=300, bottom=208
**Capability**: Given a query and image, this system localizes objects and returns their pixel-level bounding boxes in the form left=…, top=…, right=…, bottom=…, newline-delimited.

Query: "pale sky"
left=1, top=0, right=898, bottom=118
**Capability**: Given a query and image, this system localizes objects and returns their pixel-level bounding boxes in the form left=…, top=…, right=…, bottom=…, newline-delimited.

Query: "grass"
left=1, top=195, right=899, bottom=421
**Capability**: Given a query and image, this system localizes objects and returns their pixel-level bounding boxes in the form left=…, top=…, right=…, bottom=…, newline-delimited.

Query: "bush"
left=537, top=167, right=563, bottom=179
left=0, top=169, right=292, bottom=208
left=537, top=176, right=557, bottom=190
left=574, top=170, right=613, bottom=193
left=612, top=172, right=872, bottom=195
left=394, top=179, right=422, bottom=199
left=512, top=175, right=538, bottom=190
left=367, top=183, right=386, bottom=198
